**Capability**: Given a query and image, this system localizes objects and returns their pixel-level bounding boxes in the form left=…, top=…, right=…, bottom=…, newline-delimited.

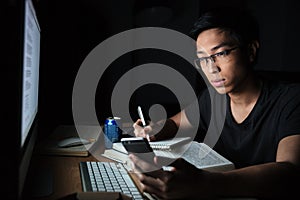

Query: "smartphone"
left=121, top=137, right=155, bottom=167
left=121, top=137, right=153, bottom=153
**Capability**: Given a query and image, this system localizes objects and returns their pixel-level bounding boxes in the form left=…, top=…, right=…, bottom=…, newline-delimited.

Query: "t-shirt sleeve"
left=278, top=85, right=300, bottom=141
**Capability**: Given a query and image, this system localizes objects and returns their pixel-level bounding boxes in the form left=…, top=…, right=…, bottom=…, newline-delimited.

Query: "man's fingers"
left=136, top=173, right=167, bottom=199
left=133, top=119, right=153, bottom=139
left=129, top=153, right=161, bottom=173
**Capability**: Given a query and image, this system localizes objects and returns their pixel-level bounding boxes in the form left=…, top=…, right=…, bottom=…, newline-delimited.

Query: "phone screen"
left=121, top=137, right=153, bottom=153
left=121, top=137, right=156, bottom=166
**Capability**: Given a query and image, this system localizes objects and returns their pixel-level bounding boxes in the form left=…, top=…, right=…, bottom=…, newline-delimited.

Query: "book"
left=37, top=125, right=99, bottom=157
left=39, top=139, right=90, bottom=157
left=103, top=140, right=235, bottom=172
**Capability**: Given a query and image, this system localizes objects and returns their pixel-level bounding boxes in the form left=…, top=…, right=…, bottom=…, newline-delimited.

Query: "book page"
left=181, top=142, right=234, bottom=171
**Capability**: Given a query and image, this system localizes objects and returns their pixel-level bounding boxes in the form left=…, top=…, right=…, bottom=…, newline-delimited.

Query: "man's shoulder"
left=262, top=80, right=300, bottom=105
left=264, top=80, right=300, bottom=95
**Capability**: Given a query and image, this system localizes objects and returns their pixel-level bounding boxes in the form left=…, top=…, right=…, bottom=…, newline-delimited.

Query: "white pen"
left=137, top=106, right=147, bottom=127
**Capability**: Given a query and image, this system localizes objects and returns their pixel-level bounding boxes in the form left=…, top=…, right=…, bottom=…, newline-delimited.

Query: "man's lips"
left=211, top=79, right=225, bottom=87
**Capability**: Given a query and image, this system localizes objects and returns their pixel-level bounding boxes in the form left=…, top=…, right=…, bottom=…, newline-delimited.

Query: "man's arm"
left=130, top=134, right=300, bottom=199
left=215, top=134, right=300, bottom=198
left=169, top=109, right=194, bottom=130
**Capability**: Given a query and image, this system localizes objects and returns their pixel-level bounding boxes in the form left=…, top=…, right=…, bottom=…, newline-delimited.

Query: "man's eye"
left=216, top=50, right=227, bottom=57
left=200, top=57, right=209, bottom=62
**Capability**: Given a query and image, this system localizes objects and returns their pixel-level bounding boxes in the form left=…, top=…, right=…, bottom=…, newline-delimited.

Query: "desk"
left=23, top=152, right=142, bottom=200
left=23, top=144, right=259, bottom=200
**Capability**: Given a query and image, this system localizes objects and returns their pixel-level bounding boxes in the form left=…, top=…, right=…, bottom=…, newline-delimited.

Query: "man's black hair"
left=190, top=6, right=260, bottom=47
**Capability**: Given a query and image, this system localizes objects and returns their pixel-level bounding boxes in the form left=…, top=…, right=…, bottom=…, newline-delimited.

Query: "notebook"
left=149, top=137, right=191, bottom=151
left=112, top=137, right=191, bottom=153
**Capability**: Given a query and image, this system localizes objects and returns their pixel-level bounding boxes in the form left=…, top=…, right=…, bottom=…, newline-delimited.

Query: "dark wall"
left=247, top=0, right=300, bottom=71
left=35, top=0, right=300, bottom=137
left=36, top=0, right=134, bottom=135
left=36, top=0, right=201, bottom=136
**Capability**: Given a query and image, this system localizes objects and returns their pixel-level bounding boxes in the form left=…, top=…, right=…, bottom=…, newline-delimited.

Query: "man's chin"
left=213, top=86, right=226, bottom=94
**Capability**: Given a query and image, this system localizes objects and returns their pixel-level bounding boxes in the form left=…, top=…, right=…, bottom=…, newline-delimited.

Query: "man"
left=131, top=6, right=300, bottom=199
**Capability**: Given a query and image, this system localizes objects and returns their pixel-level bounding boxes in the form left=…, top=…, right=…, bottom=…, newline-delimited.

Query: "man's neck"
left=228, top=74, right=262, bottom=106
left=228, top=73, right=262, bottom=124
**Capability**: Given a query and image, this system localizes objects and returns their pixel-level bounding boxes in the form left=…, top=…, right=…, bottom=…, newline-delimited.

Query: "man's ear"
left=248, top=40, right=260, bottom=63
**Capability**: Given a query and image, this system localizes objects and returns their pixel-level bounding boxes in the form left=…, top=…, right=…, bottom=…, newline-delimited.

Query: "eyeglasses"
left=194, top=46, right=239, bottom=69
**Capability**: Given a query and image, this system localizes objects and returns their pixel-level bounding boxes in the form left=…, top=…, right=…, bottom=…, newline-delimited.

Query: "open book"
left=102, top=139, right=235, bottom=172
left=181, top=141, right=234, bottom=171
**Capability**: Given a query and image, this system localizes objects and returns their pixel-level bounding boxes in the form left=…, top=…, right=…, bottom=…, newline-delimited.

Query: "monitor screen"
left=21, top=0, right=40, bottom=148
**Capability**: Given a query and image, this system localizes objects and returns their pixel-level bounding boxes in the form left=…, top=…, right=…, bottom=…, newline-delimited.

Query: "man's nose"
left=207, top=61, right=219, bottom=73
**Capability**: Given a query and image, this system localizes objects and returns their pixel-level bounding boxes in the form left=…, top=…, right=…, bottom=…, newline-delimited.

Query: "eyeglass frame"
left=194, top=46, right=239, bottom=69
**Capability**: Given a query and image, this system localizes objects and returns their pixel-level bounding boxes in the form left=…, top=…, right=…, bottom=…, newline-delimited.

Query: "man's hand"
left=129, top=154, right=216, bottom=199
left=133, top=119, right=179, bottom=141
left=133, top=119, right=165, bottom=141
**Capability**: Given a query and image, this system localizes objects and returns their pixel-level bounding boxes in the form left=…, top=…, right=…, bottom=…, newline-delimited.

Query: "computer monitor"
left=2, top=0, right=40, bottom=199
left=19, top=0, right=40, bottom=198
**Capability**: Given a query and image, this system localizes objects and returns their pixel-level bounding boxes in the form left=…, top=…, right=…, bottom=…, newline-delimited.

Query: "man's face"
left=196, top=28, right=250, bottom=94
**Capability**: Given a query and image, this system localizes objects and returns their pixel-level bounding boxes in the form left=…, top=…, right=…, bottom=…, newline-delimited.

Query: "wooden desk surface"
left=23, top=152, right=142, bottom=200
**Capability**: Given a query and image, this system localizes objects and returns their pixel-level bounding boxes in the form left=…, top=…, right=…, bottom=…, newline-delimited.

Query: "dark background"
left=32, top=0, right=300, bottom=138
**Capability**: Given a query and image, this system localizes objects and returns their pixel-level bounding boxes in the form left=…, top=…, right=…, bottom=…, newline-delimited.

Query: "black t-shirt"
left=185, top=80, right=300, bottom=168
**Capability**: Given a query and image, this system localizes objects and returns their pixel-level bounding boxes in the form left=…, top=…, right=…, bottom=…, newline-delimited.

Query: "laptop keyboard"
left=79, top=161, right=144, bottom=200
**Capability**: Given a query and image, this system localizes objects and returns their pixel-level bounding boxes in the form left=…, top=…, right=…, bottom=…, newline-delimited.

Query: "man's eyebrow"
left=211, top=42, right=233, bottom=51
left=196, top=50, right=206, bottom=54
left=197, top=42, right=234, bottom=54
